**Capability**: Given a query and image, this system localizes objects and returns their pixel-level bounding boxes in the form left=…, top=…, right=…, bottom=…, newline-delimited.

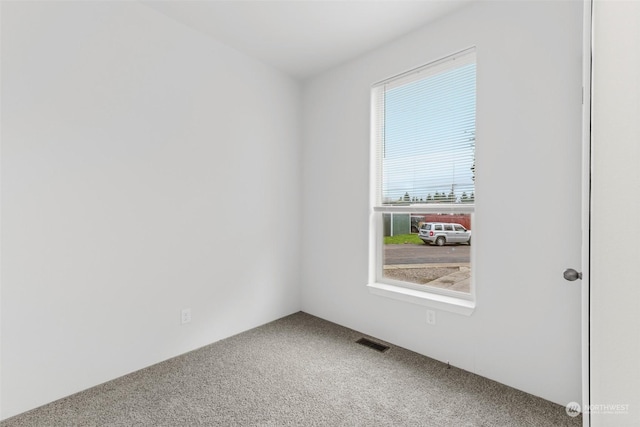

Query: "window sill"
left=367, top=282, right=476, bottom=316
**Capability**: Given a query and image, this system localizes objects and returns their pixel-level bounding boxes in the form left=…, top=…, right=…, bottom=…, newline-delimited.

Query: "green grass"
left=384, top=234, right=424, bottom=245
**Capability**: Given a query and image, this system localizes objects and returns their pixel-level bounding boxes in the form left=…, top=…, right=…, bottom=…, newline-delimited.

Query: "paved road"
left=384, top=243, right=470, bottom=265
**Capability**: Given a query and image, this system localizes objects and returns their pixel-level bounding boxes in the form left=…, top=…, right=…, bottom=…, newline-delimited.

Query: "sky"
left=382, top=62, right=476, bottom=203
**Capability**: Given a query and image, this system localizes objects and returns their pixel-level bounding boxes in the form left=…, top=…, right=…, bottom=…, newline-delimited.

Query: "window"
left=368, top=48, right=476, bottom=308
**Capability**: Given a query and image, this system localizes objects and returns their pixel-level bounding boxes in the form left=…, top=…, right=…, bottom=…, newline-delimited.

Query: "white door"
left=471, top=0, right=588, bottom=408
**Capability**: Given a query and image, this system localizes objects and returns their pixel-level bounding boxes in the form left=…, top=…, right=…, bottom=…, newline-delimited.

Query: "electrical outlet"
left=426, top=309, right=436, bottom=325
left=181, top=308, right=191, bottom=325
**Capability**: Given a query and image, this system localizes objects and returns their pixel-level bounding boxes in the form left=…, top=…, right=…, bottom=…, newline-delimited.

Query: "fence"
left=383, top=213, right=472, bottom=236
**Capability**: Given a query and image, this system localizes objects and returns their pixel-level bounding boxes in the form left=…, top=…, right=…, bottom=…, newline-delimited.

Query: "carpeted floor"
left=1, top=312, right=581, bottom=426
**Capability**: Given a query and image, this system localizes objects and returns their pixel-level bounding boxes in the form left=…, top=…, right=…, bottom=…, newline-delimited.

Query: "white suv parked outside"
left=418, top=222, right=471, bottom=246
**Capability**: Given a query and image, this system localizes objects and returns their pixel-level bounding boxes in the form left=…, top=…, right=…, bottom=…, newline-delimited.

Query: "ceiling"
left=142, top=1, right=472, bottom=80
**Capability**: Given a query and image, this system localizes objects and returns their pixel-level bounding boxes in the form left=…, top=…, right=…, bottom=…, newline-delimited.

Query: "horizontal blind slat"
left=375, top=48, right=476, bottom=206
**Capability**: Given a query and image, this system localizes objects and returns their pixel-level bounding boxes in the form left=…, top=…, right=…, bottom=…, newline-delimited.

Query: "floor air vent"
left=356, top=338, right=390, bottom=353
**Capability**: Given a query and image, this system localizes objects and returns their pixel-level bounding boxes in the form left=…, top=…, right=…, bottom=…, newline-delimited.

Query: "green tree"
left=467, top=130, right=476, bottom=182
left=448, top=184, right=456, bottom=203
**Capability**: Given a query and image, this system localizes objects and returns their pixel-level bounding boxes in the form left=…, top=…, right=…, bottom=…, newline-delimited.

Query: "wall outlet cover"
left=181, top=308, right=192, bottom=324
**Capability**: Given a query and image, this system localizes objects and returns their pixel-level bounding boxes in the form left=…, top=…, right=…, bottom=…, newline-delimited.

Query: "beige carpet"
left=1, top=312, right=581, bottom=426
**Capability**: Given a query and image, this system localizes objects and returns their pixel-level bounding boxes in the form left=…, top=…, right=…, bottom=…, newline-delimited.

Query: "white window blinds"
left=372, top=48, right=476, bottom=211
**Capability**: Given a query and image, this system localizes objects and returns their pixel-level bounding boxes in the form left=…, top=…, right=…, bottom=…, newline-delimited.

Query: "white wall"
left=301, top=0, right=584, bottom=406
left=591, top=1, right=640, bottom=425
left=1, top=1, right=301, bottom=419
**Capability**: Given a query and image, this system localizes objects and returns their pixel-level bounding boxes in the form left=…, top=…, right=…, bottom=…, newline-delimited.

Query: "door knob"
left=563, top=268, right=582, bottom=281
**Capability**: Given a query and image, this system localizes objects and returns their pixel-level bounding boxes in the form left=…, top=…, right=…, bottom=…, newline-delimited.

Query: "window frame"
left=367, top=48, right=477, bottom=315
